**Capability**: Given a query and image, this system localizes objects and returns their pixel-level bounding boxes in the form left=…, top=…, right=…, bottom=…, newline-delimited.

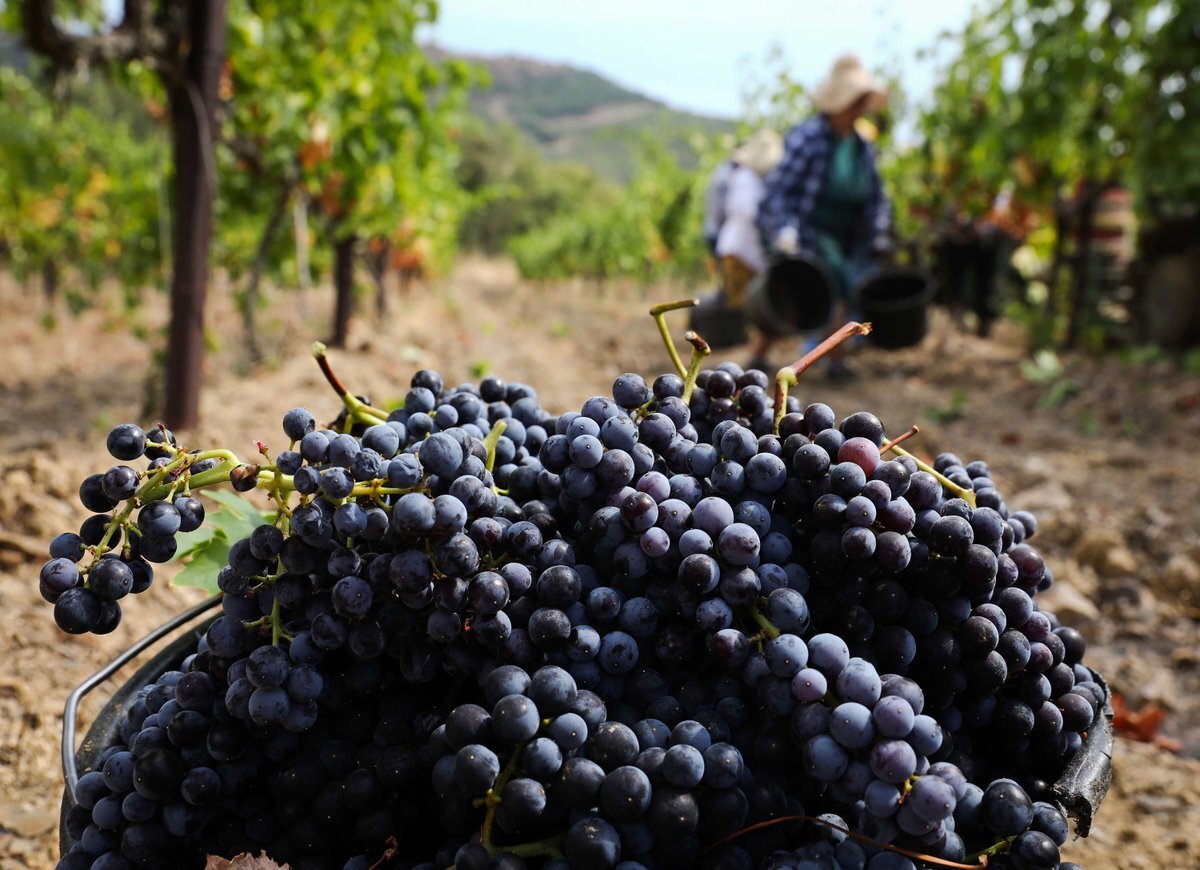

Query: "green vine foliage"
left=0, top=1, right=476, bottom=313
left=914, top=0, right=1198, bottom=225
left=507, top=137, right=711, bottom=285
left=0, top=65, right=166, bottom=303
left=221, top=0, right=477, bottom=277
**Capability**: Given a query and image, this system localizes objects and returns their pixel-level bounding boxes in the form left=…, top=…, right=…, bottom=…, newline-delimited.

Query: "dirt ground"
left=1, top=257, right=1198, bottom=869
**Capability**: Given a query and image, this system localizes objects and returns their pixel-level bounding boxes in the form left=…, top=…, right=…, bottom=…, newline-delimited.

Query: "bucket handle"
left=61, top=595, right=221, bottom=803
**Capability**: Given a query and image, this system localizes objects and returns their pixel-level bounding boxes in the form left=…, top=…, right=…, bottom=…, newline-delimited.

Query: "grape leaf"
left=171, top=492, right=270, bottom=592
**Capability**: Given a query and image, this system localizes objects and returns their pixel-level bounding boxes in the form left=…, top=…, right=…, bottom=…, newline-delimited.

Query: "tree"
left=221, top=1, right=473, bottom=348
left=911, top=0, right=1198, bottom=348
left=10, top=0, right=226, bottom=430
left=0, top=66, right=164, bottom=305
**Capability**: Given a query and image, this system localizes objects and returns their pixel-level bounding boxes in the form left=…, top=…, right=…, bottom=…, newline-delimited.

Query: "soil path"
left=1, top=258, right=1197, bottom=868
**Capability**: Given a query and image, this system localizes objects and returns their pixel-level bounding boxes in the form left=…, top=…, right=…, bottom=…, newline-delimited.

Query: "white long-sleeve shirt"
left=715, top=166, right=768, bottom=273
left=702, top=159, right=735, bottom=244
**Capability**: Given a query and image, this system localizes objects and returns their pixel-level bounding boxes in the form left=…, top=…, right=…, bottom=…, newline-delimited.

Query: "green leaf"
left=171, top=541, right=233, bottom=593
left=205, top=489, right=270, bottom=526
left=171, top=491, right=270, bottom=593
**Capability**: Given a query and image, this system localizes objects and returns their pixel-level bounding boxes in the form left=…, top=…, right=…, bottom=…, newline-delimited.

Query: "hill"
left=443, top=50, right=736, bottom=181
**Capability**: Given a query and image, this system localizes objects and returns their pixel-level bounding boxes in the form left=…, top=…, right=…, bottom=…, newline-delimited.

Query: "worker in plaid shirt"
left=748, top=54, right=892, bottom=379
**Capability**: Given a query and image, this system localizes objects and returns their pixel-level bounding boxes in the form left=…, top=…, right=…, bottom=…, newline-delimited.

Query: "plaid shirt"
left=757, top=115, right=891, bottom=255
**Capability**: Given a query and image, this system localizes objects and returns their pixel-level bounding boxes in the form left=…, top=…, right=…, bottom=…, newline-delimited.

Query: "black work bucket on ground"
left=856, top=267, right=937, bottom=349
left=743, top=254, right=835, bottom=338
left=688, top=291, right=748, bottom=350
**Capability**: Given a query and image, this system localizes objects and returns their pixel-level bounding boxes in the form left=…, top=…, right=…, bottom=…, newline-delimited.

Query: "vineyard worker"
left=750, top=53, right=892, bottom=379
left=702, top=152, right=737, bottom=257
left=715, top=128, right=785, bottom=306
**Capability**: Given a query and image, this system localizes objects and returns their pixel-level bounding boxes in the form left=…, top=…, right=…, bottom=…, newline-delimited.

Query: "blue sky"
left=96, top=0, right=978, bottom=118
left=425, top=0, right=979, bottom=118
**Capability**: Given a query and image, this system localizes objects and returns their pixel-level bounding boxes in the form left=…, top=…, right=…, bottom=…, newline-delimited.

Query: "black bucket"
left=59, top=600, right=219, bottom=856
left=688, top=290, right=747, bottom=350
left=856, top=267, right=937, bottom=349
left=743, top=254, right=835, bottom=338
left=60, top=604, right=1114, bottom=856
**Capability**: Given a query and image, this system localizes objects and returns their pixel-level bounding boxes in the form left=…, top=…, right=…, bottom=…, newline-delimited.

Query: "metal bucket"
left=743, top=253, right=836, bottom=338
left=59, top=598, right=220, bottom=856
left=59, top=599, right=1114, bottom=856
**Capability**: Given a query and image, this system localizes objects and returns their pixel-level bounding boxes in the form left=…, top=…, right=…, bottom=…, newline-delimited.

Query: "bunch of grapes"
left=46, top=339, right=1103, bottom=870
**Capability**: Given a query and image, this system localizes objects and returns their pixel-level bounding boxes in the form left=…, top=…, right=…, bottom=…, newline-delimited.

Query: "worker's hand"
left=773, top=226, right=800, bottom=256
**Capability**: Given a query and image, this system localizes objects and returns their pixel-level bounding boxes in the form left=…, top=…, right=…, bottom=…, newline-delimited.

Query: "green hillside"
left=446, top=51, right=736, bottom=182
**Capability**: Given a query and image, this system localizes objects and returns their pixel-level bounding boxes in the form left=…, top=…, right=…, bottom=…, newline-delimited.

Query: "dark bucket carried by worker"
left=688, top=290, right=748, bottom=350
left=855, top=266, right=937, bottom=349
left=743, top=253, right=836, bottom=338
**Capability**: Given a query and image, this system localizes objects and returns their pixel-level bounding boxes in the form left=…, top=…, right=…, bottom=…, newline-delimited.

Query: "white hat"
left=811, top=54, right=889, bottom=115
left=732, top=128, right=784, bottom=175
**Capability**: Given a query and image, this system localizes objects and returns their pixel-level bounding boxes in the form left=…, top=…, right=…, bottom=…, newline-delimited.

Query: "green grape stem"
left=649, top=298, right=698, bottom=377
left=479, top=741, right=527, bottom=853
left=886, top=444, right=978, bottom=507
left=90, top=445, right=221, bottom=561
left=483, top=419, right=508, bottom=474
left=749, top=603, right=782, bottom=640
left=681, top=330, right=711, bottom=405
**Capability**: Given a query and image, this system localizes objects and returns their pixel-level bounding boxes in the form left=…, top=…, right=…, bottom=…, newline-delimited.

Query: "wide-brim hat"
left=732, top=128, right=784, bottom=175
left=811, top=54, right=889, bottom=115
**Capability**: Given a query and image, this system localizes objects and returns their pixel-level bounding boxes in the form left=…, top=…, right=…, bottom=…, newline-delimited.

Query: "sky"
left=424, top=0, right=980, bottom=118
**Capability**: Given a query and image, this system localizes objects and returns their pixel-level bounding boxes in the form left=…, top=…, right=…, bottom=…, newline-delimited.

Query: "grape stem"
left=483, top=419, right=508, bottom=474
left=90, top=444, right=224, bottom=562
left=648, top=298, right=698, bottom=377
left=481, top=835, right=565, bottom=860
left=269, top=597, right=285, bottom=646
left=879, top=425, right=920, bottom=453
left=773, top=321, right=873, bottom=434
left=699, top=812, right=990, bottom=868
left=479, top=741, right=526, bottom=854
left=311, top=341, right=389, bottom=426
left=748, top=603, right=782, bottom=640
left=965, top=835, right=1017, bottom=863
left=681, top=331, right=711, bottom=405
left=885, top=444, right=978, bottom=507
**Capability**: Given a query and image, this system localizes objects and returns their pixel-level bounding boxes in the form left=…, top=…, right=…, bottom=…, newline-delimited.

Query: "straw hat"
left=732, top=128, right=784, bottom=175
left=811, top=54, right=889, bottom=115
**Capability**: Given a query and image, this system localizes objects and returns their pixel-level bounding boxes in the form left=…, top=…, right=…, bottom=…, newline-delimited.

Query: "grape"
left=107, top=424, right=148, bottom=460
left=872, top=695, right=916, bottom=738
left=804, top=734, right=849, bottom=780
left=870, top=739, right=918, bottom=783
left=454, top=744, right=500, bottom=794
left=908, top=774, right=957, bottom=822
left=490, top=694, right=540, bottom=744
left=37, top=362, right=1109, bottom=868
left=600, top=765, right=652, bottom=821
left=54, top=586, right=102, bottom=634
left=981, top=779, right=1035, bottom=835
left=102, top=465, right=140, bottom=501
left=566, top=816, right=622, bottom=868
